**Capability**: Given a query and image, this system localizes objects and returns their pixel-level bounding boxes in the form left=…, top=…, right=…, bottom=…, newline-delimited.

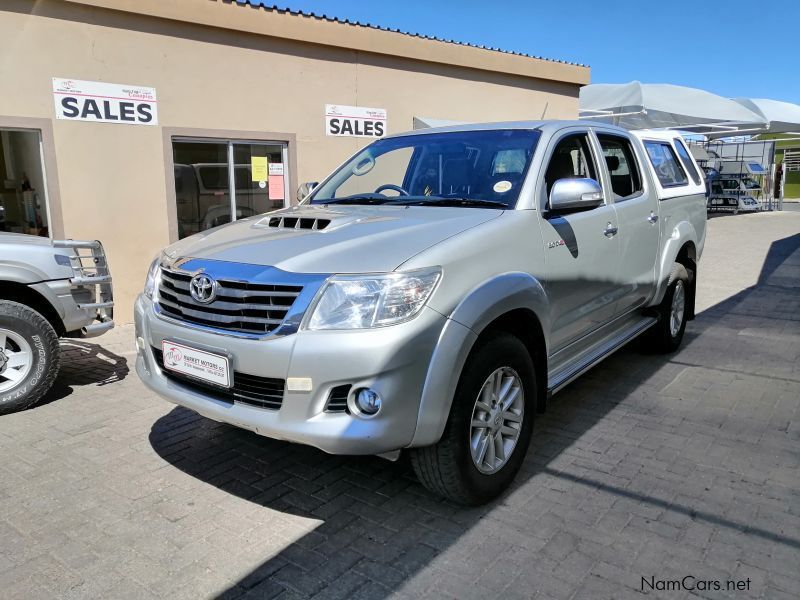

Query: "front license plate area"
left=161, top=340, right=231, bottom=388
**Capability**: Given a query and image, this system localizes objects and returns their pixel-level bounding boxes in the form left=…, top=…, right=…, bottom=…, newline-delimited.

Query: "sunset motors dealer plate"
left=161, top=340, right=231, bottom=388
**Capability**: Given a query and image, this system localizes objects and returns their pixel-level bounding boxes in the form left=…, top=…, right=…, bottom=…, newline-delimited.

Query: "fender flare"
left=409, top=272, right=549, bottom=448
left=0, top=263, right=50, bottom=285
left=653, top=220, right=698, bottom=306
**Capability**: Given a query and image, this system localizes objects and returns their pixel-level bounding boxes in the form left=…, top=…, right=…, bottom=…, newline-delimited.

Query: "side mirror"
left=297, top=181, right=319, bottom=202
left=549, top=178, right=604, bottom=211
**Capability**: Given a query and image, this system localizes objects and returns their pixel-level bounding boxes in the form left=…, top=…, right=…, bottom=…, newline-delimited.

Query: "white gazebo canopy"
left=579, top=81, right=767, bottom=135
left=727, top=98, right=800, bottom=135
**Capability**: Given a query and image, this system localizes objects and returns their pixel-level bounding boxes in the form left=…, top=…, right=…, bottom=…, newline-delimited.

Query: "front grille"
left=157, top=269, right=302, bottom=335
left=152, top=348, right=284, bottom=410
left=324, top=384, right=352, bottom=413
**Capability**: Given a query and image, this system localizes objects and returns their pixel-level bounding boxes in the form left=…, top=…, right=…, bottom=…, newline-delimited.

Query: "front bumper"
left=53, top=239, right=114, bottom=336
left=134, top=294, right=446, bottom=455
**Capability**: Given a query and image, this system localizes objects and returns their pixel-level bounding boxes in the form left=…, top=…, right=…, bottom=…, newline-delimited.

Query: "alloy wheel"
left=0, top=328, right=33, bottom=393
left=670, top=280, right=686, bottom=338
left=469, top=367, right=524, bottom=474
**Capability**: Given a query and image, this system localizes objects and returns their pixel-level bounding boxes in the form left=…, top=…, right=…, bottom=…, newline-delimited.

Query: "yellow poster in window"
left=251, top=156, right=268, bottom=182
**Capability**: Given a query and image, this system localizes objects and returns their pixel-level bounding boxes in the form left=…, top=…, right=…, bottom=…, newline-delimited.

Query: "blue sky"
left=242, top=0, right=799, bottom=103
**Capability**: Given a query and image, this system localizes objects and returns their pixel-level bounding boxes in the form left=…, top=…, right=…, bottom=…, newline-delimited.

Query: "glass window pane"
left=673, top=140, right=702, bottom=185
left=172, top=140, right=230, bottom=239
left=544, top=134, right=598, bottom=197
left=334, top=147, right=414, bottom=198
left=232, top=143, right=287, bottom=216
left=598, top=134, right=643, bottom=200
left=310, top=130, right=540, bottom=209
left=0, top=130, right=49, bottom=237
left=644, top=142, right=688, bottom=188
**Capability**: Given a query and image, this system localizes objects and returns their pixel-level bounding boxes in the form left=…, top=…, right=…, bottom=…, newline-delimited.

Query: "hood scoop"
left=266, top=216, right=331, bottom=230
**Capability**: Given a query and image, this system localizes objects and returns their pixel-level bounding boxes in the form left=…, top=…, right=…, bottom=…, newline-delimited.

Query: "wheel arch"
left=0, top=281, right=65, bottom=337
left=478, top=308, right=548, bottom=414
left=409, top=273, right=550, bottom=448
left=653, top=221, right=698, bottom=315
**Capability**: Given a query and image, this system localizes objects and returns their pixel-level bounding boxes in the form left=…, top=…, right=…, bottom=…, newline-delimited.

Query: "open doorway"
left=0, top=129, right=50, bottom=237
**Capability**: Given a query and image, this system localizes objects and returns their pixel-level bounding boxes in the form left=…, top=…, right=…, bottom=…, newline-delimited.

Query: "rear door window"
left=644, top=142, right=688, bottom=188
left=597, top=134, right=643, bottom=200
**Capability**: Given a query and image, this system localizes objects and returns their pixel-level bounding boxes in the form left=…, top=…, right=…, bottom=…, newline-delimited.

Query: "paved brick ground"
left=1, top=212, right=798, bottom=600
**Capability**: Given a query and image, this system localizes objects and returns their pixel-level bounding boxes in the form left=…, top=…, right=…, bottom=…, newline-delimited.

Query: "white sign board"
left=325, top=104, right=386, bottom=138
left=53, top=78, right=158, bottom=125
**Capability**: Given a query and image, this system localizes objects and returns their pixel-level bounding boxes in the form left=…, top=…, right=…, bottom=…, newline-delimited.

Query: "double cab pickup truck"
left=136, top=121, right=706, bottom=504
left=1, top=233, right=113, bottom=414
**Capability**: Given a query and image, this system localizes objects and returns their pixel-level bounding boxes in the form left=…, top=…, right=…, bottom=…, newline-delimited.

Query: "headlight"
left=306, top=267, right=441, bottom=330
left=143, top=256, right=161, bottom=299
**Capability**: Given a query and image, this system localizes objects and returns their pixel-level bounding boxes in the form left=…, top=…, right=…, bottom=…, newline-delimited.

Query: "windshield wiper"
left=317, top=194, right=397, bottom=205
left=394, top=197, right=508, bottom=209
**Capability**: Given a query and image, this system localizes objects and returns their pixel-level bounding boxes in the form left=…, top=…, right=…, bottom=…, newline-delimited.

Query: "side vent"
left=324, top=384, right=352, bottom=413
left=268, top=216, right=331, bottom=230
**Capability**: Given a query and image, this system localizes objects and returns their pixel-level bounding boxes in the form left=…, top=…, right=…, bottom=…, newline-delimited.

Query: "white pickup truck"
left=136, top=121, right=706, bottom=504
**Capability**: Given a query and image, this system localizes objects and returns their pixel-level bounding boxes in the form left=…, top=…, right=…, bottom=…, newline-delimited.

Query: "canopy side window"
left=673, top=139, right=702, bottom=185
left=643, top=141, right=688, bottom=188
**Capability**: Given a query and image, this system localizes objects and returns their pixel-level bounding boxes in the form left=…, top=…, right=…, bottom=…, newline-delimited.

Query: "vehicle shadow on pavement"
left=40, top=339, right=130, bottom=405
left=149, top=233, right=800, bottom=599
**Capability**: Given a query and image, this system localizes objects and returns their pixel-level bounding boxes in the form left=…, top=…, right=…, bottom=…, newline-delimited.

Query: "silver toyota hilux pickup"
left=136, top=121, right=706, bottom=504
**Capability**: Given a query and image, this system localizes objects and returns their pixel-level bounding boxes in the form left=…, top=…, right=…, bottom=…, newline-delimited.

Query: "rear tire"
left=646, top=263, right=690, bottom=354
left=410, top=333, right=536, bottom=505
left=0, top=301, right=61, bottom=415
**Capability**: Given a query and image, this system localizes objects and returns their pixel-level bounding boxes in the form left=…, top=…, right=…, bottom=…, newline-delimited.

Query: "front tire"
left=411, top=333, right=536, bottom=505
left=0, top=301, right=61, bottom=415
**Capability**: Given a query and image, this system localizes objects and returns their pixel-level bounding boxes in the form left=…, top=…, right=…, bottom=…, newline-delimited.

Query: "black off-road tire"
left=646, top=263, right=690, bottom=354
left=0, top=300, right=61, bottom=415
left=410, top=333, right=536, bottom=505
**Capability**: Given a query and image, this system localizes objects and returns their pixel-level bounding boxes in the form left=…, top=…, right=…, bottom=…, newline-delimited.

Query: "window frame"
left=0, top=115, right=64, bottom=238
left=595, top=132, right=644, bottom=203
left=163, top=127, right=296, bottom=243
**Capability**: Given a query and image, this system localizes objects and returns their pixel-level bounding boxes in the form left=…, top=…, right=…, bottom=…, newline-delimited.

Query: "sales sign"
left=53, top=78, right=158, bottom=125
left=325, top=104, right=387, bottom=138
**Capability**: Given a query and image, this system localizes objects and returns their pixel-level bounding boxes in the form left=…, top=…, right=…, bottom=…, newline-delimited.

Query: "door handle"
left=647, top=212, right=659, bottom=224
left=604, top=222, right=618, bottom=237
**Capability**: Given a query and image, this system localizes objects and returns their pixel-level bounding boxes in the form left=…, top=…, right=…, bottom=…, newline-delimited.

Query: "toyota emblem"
left=190, top=274, right=217, bottom=304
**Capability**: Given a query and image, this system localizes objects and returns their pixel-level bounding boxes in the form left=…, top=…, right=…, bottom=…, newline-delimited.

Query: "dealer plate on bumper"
left=161, top=340, right=231, bottom=388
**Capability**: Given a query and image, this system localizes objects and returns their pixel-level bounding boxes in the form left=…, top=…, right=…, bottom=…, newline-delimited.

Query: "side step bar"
left=547, top=316, right=657, bottom=396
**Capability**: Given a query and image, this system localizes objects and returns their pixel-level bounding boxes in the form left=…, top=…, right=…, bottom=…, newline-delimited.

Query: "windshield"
left=309, top=129, right=541, bottom=209
left=742, top=178, right=761, bottom=189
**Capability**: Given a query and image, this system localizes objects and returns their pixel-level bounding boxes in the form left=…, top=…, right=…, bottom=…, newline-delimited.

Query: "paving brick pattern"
left=1, top=212, right=798, bottom=599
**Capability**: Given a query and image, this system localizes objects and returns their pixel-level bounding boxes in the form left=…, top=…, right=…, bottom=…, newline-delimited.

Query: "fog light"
left=354, top=388, right=381, bottom=416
